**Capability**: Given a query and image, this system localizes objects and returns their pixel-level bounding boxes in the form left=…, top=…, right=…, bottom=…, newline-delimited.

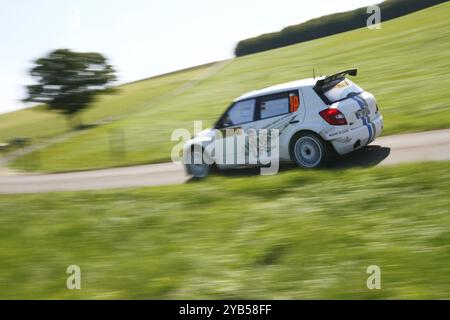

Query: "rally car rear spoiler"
left=315, top=69, right=358, bottom=89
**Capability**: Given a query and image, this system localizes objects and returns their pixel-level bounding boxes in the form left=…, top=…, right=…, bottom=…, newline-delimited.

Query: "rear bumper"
left=330, top=114, right=383, bottom=155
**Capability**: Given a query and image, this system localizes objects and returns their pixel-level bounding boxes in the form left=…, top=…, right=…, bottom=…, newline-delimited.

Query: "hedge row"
left=235, top=0, right=448, bottom=57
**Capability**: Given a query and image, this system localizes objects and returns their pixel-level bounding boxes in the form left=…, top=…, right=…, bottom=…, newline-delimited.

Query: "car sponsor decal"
left=351, top=95, right=376, bottom=143
left=289, top=94, right=300, bottom=113
left=244, top=113, right=297, bottom=157
left=261, top=113, right=297, bottom=134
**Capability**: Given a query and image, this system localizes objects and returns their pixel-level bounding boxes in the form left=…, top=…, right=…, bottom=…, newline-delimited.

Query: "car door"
left=249, top=90, right=301, bottom=163
left=215, top=98, right=257, bottom=167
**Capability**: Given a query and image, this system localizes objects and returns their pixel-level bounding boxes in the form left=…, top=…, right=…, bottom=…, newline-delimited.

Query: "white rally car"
left=184, top=69, right=383, bottom=177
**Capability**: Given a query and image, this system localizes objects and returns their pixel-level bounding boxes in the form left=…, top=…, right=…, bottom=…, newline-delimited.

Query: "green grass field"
left=0, top=63, right=214, bottom=143
left=6, top=2, right=450, bottom=173
left=1, top=162, right=449, bottom=299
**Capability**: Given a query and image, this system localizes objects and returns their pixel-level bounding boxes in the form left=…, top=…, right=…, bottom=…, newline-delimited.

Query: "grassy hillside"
left=0, top=63, right=214, bottom=143
left=1, top=162, right=449, bottom=299
left=235, top=0, right=447, bottom=56
left=10, top=2, right=450, bottom=172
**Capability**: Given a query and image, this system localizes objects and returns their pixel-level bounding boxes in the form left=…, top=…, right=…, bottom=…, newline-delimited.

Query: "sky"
left=0, top=0, right=378, bottom=114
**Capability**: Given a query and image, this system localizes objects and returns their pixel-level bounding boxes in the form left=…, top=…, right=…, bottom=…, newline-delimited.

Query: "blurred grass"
left=0, top=162, right=450, bottom=299
left=7, top=2, right=450, bottom=173
left=0, top=63, right=214, bottom=143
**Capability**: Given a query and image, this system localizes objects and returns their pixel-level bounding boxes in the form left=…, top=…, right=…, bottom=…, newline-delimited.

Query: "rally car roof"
left=235, top=77, right=324, bottom=102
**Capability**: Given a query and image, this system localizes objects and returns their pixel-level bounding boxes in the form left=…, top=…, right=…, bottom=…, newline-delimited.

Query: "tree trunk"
left=66, top=113, right=82, bottom=130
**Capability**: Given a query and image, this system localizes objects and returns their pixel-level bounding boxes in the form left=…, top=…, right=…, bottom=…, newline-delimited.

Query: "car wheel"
left=291, top=133, right=329, bottom=168
left=186, top=147, right=211, bottom=178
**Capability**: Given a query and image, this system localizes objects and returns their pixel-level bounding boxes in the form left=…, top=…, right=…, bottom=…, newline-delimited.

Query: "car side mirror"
left=348, top=69, right=358, bottom=76
left=215, top=119, right=227, bottom=129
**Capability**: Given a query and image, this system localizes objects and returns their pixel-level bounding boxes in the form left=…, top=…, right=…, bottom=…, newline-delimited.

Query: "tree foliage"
left=24, top=49, right=116, bottom=126
left=235, top=0, right=447, bottom=57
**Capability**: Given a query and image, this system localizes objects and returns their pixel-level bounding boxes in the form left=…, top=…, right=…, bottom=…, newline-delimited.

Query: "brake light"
left=319, top=108, right=348, bottom=125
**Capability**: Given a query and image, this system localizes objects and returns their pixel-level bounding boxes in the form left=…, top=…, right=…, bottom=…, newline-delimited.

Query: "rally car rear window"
left=322, top=78, right=363, bottom=104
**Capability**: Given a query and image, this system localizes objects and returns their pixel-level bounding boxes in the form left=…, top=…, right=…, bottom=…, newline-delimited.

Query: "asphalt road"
left=1, top=129, right=450, bottom=194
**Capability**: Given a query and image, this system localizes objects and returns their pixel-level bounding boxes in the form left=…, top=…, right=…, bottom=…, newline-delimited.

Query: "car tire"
left=290, top=132, right=330, bottom=168
left=185, top=147, right=211, bottom=179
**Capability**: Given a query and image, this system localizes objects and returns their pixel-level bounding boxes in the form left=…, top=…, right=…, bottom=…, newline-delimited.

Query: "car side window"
left=222, top=99, right=256, bottom=127
left=259, top=91, right=299, bottom=120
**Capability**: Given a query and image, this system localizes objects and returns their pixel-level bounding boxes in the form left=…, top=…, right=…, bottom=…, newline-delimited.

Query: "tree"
left=24, top=49, right=117, bottom=129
